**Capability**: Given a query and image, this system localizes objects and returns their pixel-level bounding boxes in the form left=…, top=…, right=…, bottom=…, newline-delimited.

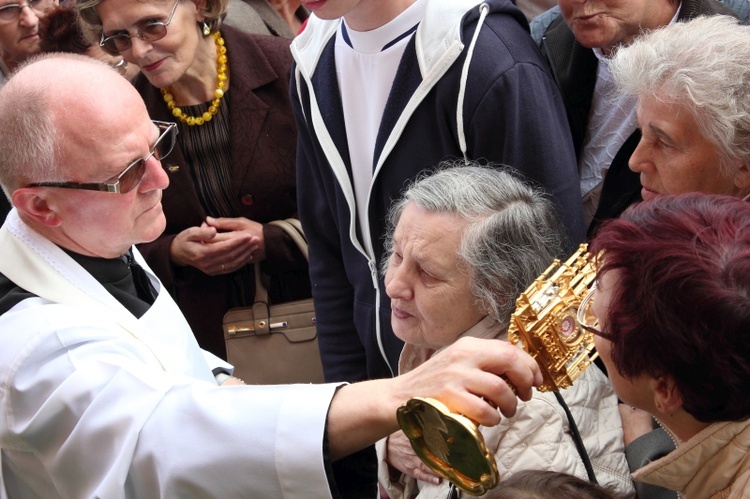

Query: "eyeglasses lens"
left=104, top=24, right=167, bottom=53
left=118, top=160, right=147, bottom=194
left=0, top=0, right=53, bottom=22
left=118, top=124, right=174, bottom=193
left=577, top=287, right=597, bottom=332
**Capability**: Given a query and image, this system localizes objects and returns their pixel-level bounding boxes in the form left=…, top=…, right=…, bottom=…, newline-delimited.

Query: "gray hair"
left=383, top=163, right=565, bottom=326
left=610, top=15, right=750, bottom=174
left=0, top=57, right=61, bottom=200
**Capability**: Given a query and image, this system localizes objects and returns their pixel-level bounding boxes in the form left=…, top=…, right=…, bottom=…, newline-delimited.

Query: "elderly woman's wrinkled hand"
left=386, top=430, right=442, bottom=485
left=396, top=337, right=542, bottom=427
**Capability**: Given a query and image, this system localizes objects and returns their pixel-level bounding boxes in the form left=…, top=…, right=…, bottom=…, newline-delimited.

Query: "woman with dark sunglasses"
left=586, top=193, right=750, bottom=499
left=77, top=0, right=310, bottom=359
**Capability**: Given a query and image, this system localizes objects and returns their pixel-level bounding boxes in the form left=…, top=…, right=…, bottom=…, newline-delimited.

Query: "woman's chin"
left=391, top=316, right=420, bottom=344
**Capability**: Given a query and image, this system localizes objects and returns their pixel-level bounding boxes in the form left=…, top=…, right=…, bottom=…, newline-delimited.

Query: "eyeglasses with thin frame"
left=99, top=0, right=180, bottom=55
left=0, top=0, right=54, bottom=23
left=577, top=283, right=615, bottom=342
left=27, top=121, right=177, bottom=194
left=111, top=58, right=129, bottom=76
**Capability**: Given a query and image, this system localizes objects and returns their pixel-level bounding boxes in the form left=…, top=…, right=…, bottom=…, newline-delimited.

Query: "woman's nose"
left=628, top=138, right=650, bottom=173
left=128, top=36, right=153, bottom=62
left=385, top=263, right=413, bottom=301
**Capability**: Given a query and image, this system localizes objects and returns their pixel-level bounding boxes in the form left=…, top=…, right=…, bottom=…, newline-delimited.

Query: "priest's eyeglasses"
left=28, top=121, right=177, bottom=194
left=99, top=0, right=180, bottom=54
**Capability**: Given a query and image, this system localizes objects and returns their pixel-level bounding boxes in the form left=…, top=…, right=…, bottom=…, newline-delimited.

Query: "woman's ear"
left=191, top=0, right=208, bottom=22
left=11, top=188, right=62, bottom=227
left=734, top=162, right=750, bottom=195
left=650, top=375, right=683, bottom=417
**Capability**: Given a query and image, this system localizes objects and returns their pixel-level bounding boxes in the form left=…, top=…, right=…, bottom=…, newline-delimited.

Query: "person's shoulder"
left=529, top=5, right=563, bottom=45
left=718, top=0, right=750, bottom=22
left=223, top=25, right=294, bottom=74
left=464, top=5, right=555, bottom=74
left=692, top=0, right=747, bottom=18
left=223, top=25, right=292, bottom=53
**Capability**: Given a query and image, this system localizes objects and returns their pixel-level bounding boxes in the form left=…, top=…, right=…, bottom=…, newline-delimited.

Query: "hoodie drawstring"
left=457, top=3, right=490, bottom=164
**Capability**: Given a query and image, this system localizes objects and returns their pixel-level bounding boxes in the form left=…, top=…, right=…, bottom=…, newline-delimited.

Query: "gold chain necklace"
left=161, top=31, right=228, bottom=126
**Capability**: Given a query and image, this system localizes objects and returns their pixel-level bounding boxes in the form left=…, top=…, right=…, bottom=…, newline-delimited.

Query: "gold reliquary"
left=506, top=243, right=598, bottom=392
left=397, top=244, right=598, bottom=495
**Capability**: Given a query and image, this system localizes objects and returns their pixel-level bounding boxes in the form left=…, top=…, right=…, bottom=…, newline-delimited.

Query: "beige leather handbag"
left=222, top=219, right=324, bottom=384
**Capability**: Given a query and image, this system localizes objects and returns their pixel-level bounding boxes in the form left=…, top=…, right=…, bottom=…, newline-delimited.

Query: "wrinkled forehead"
left=32, top=57, right=153, bottom=164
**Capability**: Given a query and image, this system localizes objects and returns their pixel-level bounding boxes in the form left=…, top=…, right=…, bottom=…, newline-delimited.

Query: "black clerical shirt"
left=0, top=248, right=155, bottom=318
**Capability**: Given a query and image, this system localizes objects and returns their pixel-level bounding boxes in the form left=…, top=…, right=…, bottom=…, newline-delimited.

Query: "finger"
left=180, top=225, right=217, bottom=243
left=204, top=230, right=254, bottom=244
left=205, top=216, right=251, bottom=232
left=200, top=236, right=254, bottom=257
left=477, top=341, right=541, bottom=402
left=414, top=467, right=442, bottom=485
left=447, top=371, right=518, bottom=425
left=476, top=371, right=524, bottom=420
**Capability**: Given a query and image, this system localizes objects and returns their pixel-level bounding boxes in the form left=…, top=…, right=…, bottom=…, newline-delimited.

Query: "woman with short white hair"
left=533, top=0, right=739, bottom=235
left=610, top=15, right=750, bottom=201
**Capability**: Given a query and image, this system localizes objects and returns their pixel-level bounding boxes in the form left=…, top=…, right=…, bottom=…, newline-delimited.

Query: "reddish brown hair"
left=39, top=7, right=92, bottom=55
left=590, top=194, right=750, bottom=422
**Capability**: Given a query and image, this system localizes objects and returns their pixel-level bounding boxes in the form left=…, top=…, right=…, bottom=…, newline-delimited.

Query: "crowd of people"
left=0, top=0, right=748, bottom=497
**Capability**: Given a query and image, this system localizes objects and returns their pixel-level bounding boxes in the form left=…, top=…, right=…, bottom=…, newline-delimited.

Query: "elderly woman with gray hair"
left=376, top=164, right=634, bottom=499
left=610, top=15, right=750, bottom=202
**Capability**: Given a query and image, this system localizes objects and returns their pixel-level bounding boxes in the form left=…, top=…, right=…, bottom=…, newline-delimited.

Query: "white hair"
left=610, top=15, right=750, bottom=173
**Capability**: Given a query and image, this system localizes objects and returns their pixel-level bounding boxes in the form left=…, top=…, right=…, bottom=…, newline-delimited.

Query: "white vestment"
left=0, top=210, right=341, bottom=498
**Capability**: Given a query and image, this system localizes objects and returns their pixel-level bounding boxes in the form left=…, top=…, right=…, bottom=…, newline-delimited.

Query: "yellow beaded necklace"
left=161, top=31, right=228, bottom=126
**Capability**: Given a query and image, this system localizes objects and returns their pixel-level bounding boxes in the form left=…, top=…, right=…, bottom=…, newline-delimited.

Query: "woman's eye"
left=420, top=269, right=439, bottom=285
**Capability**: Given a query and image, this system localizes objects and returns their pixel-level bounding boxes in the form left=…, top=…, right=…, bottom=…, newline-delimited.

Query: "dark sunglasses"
left=99, top=0, right=180, bottom=55
left=27, top=121, right=177, bottom=194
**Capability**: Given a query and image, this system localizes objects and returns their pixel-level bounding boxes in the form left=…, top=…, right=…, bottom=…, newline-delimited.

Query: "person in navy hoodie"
left=290, top=2, right=583, bottom=493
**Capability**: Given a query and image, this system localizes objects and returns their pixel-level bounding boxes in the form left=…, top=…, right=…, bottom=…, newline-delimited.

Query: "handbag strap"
left=268, top=219, right=308, bottom=262
left=251, top=219, right=309, bottom=334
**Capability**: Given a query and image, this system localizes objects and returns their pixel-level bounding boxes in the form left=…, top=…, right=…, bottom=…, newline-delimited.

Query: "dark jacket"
left=291, top=0, right=584, bottom=383
left=136, top=26, right=309, bottom=358
left=539, top=0, right=739, bottom=236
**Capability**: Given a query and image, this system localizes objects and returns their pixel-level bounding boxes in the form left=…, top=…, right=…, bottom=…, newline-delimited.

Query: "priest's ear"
left=11, top=187, right=63, bottom=227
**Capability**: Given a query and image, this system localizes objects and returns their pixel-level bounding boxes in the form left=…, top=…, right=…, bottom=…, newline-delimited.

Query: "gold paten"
left=396, top=397, right=499, bottom=496
left=397, top=244, right=598, bottom=494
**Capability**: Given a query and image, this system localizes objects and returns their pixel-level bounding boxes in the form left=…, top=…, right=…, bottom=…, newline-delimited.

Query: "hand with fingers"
left=169, top=222, right=259, bottom=276
left=394, top=336, right=541, bottom=428
left=204, top=216, right=266, bottom=263
left=385, top=430, right=442, bottom=485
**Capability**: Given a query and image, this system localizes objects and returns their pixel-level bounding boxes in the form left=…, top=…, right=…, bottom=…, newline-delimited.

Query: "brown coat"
left=136, top=26, right=309, bottom=358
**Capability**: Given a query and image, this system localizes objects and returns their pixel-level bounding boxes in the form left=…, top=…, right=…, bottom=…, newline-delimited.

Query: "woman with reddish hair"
left=582, top=193, right=750, bottom=498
